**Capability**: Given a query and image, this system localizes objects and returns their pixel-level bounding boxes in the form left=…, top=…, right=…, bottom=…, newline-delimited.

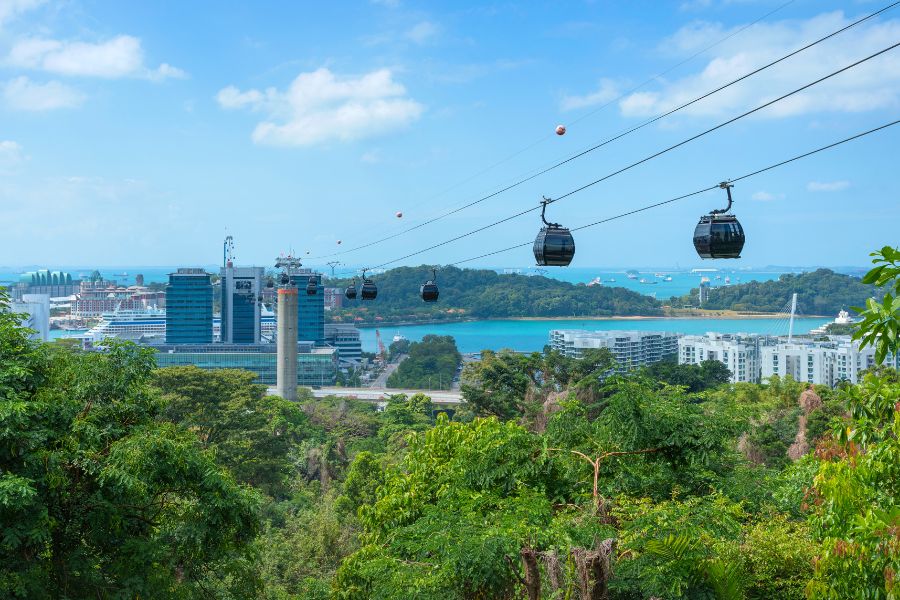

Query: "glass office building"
left=165, top=268, right=213, bottom=344
left=220, top=265, right=264, bottom=344
left=291, top=270, right=325, bottom=344
left=153, top=343, right=336, bottom=386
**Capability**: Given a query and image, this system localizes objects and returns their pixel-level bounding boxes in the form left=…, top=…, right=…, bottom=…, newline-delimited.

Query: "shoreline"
left=347, top=312, right=830, bottom=328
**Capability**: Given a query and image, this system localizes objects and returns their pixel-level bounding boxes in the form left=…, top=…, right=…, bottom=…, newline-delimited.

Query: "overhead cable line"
left=311, top=1, right=898, bottom=262
left=444, top=119, right=900, bottom=267
left=355, top=41, right=900, bottom=271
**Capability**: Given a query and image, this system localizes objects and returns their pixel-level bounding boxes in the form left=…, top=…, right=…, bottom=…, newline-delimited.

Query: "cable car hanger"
left=421, top=268, right=439, bottom=302
left=534, top=197, right=575, bottom=267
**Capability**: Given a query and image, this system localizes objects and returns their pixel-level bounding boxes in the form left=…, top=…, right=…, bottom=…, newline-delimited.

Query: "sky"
left=1, top=0, right=898, bottom=271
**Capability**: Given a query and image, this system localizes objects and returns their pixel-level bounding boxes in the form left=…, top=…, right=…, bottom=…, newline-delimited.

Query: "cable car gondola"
left=306, top=274, right=318, bottom=295
left=420, top=268, right=439, bottom=302
left=345, top=279, right=357, bottom=300
left=533, top=197, right=575, bottom=267
left=360, top=270, right=377, bottom=300
left=693, top=182, right=745, bottom=259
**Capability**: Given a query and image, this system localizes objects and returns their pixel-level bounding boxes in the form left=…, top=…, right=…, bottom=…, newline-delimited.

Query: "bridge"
left=267, top=386, right=463, bottom=406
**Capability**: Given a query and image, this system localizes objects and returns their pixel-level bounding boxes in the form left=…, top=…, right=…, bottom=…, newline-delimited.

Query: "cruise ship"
left=78, top=306, right=277, bottom=344
left=80, top=308, right=166, bottom=343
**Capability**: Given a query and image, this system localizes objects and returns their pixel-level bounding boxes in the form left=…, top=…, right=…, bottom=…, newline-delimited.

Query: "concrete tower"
left=276, top=284, right=299, bottom=401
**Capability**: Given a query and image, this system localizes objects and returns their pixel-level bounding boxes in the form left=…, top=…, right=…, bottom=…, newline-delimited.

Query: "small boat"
left=639, top=278, right=658, bottom=285
left=724, top=276, right=731, bottom=285
left=626, top=273, right=638, bottom=280
left=606, top=278, right=616, bottom=283
left=664, top=276, right=673, bottom=282
left=587, top=277, right=603, bottom=287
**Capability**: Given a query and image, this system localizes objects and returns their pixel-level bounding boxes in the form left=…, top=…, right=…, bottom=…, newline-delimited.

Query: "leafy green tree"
left=807, top=371, right=900, bottom=598
left=153, top=365, right=311, bottom=498
left=643, top=358, right=732, bottom=392
left=386, top=335, right=460, bottom=390
left=853, top=245, right=900, bottom=364
left=0, top=292, right=260, bottom=598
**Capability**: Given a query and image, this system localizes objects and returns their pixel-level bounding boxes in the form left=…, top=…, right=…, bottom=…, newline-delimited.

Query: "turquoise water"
left=360, top=317, right=830, bottom=354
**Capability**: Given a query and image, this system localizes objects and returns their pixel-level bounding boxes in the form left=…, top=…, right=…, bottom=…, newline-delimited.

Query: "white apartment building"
left=760, top=338, right=877, bottom=387
left=11, top=293, right=51, bottom=342
left=549, top=329, right=679, bottom=373
left=678, top=333, right=768, bottom=383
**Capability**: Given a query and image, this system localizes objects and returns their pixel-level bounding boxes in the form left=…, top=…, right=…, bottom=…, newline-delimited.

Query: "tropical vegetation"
left=1, top=245, right=898, bottom=598
left=385, top=334, right=461, bottom=390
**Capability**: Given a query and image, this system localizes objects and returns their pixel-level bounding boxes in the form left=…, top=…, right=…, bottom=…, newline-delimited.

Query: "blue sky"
left=1, top=0, right=898, bottom=270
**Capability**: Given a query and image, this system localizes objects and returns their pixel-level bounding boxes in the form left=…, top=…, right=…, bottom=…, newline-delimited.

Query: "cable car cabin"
left=361, top=278, right=377, bottom=300
left=344, top=282, right=357, bottom=300
left=306, top=276, right=318, bottom=295
left=693, top=214, right=745, bottom=259
left=533, top=197, right=575, bottom=266
left=420, top=269, right=439, bottom=302
left=693, top=182, right=745, bottom=259
left=533, top=225, right=575, bottom=266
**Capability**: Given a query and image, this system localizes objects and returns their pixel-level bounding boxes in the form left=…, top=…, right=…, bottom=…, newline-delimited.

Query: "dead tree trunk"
left=520, top=546, right=541, bottom=600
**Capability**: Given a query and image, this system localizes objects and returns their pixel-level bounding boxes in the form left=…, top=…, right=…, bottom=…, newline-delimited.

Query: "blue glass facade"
left=220, top=266, right=263, bottom=344
left=291, top=272, right=324, bottom=344
left=153, top=343, right=336, bottom=386
left=166, top=269, right=213, bottom=344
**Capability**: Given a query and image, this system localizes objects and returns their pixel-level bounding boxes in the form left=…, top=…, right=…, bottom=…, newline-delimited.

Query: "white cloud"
left=3, top=76, right=84, bottom=110
left=619, top=11, right=900, bottom=119
left=217, top=68, right=424, bottom=147
left=371, top=0, right=400, bottom=7
left=216, top=85, right=265, bottom=109
left=807, top=180, right=850, bottom=192
left=561, top=78, right=620, bottom=111
left=406, top=21, right=439, bottom=44
left=751, top=190, right=783, bottom=202
left=6, top=35, right=185, bottom=80
left=0, top=140, right=25, bottom=172
left=0, top=0, right=45, bottom=27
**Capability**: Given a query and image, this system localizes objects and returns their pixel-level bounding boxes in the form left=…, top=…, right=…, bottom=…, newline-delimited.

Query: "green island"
left=2, top=247, right=899, bottom=598
left=328, top=266, right=877, bottom=324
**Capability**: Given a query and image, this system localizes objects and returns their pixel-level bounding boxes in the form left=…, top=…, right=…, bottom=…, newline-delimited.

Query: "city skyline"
left=2, top=0, right=899, bottom=268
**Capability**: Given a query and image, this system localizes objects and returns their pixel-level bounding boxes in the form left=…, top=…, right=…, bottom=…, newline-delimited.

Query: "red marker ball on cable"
left=555, top=125, right=566, bottom=136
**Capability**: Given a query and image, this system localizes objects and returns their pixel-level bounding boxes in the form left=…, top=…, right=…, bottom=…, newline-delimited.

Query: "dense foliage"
left=671, top=268, right=880, bottom=314
left=386, top=334, right=461, bottom=390
left=328, top=265, right=663, bottom=323
left=4, top=244, right=900, bottom=598
left=641, top=358, right=732, bottom=393
left=0, top=291, right=260, bottom=598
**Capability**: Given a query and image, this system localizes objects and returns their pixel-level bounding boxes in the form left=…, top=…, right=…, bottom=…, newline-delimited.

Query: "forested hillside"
left=328, top=265, right=663, bottom=322
left=670, top=268, right=879, bottom=314
left=386, top=334, right=461, bottom=390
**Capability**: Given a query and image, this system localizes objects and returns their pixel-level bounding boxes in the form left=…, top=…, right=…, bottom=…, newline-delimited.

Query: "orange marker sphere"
left=555, top=125, right=566, bottom=136
left=396, top=211, right=403, bottom=218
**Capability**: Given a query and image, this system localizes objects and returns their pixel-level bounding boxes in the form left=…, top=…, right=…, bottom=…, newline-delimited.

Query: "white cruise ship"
left=79, top=306, right=277, bottom=344
left=80, top=308, right=167, bottom=343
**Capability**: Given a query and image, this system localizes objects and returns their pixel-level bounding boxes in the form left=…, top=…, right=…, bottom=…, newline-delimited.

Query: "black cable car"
left=420, top=268, right=439, bottom=302
left=360, top=270, right=377, bottom=300
left=279, top=272, right=290, bottom=286
left=306, top=274, right=318, bottom=295
left=345, top=279, right=357, bottom=300
left=693, top=182, right=745, bottom=259
left=533, top=197, right=575, bottom=267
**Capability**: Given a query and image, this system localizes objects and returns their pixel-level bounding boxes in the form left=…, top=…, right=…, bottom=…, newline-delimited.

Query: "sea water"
left=359, top=317, right=831, bottom=354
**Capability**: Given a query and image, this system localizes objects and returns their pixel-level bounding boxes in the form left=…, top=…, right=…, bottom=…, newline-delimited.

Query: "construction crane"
left=375, top=329, right=387, bottom=364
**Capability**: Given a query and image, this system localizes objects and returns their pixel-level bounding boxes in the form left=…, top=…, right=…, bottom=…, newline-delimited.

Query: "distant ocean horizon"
left=0, top=264, right=865, bottom=300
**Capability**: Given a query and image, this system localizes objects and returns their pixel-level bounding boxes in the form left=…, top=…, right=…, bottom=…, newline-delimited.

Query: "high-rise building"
left=10, top=294, right=50, bottom=342
left=291, top=270, right=324, bottom=344
left=219, top=265, right=264, bottom=344
left=760, top=338, right=878, bottom=387
left=324, top=323, right=362, bottom=366
left=11, top=270, right=77, bottom=300
left=165, top=268, right=213, bottom=344
left=549, top=329, right=679, bottom=373
left=678, top=332, right=769, bottom=383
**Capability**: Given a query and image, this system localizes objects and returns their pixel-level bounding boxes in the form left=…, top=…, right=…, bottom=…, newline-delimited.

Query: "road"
left=370, top=354, right=406, bottom=388
left=266, top=386, right=463, bottom=406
